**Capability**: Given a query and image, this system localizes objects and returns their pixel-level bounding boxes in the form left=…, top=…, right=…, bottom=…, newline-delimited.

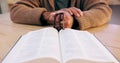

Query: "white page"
left=59, top=28, right=119, bottom=63
left=2, top=27, right=61, bottom=63
left=73, top=29, right=119, bottom=63
left=59, top=28, right=87, bottom=63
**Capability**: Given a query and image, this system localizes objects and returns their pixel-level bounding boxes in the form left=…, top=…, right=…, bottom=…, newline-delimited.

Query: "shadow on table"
left=109, top=5, right=120, bottom=25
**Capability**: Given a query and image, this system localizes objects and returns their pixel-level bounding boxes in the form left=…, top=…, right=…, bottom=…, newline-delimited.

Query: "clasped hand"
left=43, top=7, right=83, bottom=29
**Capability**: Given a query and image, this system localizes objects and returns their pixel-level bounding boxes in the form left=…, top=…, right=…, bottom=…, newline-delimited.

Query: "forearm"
left=10, top=0, right=47, bottom=25
left=75, top=0, right=112, bottom=30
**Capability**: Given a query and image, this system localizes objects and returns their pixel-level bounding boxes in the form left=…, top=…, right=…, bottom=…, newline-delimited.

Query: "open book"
left=2, top=27, right=119, bottom=63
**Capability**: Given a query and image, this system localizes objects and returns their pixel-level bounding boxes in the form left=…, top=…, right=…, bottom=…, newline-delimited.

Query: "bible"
left=2, top=27, right=119, bottom=63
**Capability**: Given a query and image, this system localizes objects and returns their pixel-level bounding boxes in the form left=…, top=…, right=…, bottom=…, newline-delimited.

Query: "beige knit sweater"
left=10, top=0, right=112, bottom=30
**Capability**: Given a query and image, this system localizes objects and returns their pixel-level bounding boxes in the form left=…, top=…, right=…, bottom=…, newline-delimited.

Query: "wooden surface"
left=88, top=24, right=120, bottom=62
left=0, top=13, right=120, bottom=62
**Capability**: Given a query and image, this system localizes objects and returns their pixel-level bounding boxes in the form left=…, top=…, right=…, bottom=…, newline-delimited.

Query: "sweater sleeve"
left=10, top=0, right=47, bottom=25
left=75, top=0, right=112, bottom=30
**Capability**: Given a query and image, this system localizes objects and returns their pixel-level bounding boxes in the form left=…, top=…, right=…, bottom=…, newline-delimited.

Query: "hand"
left=43, top=10, right=74, bottom=28
left=61, top=11, right=73, bottom=28
left=61, top=7, right=83, bottom=17
left=43, top=10, right=64, bottom=24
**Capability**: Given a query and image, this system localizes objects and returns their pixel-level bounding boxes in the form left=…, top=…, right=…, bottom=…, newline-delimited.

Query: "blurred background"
left=0, top=0, right=120, bottom=24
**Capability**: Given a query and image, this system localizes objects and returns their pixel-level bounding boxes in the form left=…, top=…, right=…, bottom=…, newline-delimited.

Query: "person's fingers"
left=63, top=12, right=73, bottom=28
left=54, top=14, right=62, bottom=29
left=62, top=13, right=68, bottom=28
left=63, top=8, right=73, bottom=15
left=56, top=14, right=61, bottom=22
left=52, top=10, right=64, bottom=21
left=69, top=8, right=80, bottom=17
left=47, top=12, right=56, bottom=24
left=69, top=7, right=83, bottom=17
left=55, top=10, right=64, bottom=14
left=48, top=10, right=65, bottom=24
left=49, top=10, right=74, bottom=28
left=73, top=7, right=83, bottom=16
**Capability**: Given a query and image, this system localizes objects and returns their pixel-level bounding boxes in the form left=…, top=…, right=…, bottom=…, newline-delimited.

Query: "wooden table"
left=0, top=13, right=120, bottom=62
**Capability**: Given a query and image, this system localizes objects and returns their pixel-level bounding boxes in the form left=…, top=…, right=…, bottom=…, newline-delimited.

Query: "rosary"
left=54, top=13, right=64, bottom=31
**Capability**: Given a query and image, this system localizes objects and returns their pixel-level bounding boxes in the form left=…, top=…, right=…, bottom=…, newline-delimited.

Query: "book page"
left=2, top=27, right=61, bottom=63
left=59, top=29, right=86, bottom=63
left=59, top=28, right=119, bottom=63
